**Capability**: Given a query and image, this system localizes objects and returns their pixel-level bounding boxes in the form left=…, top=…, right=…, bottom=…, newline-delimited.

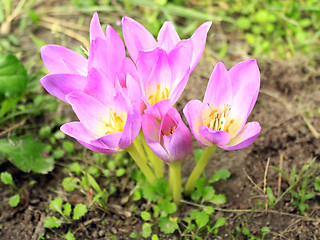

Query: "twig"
left=0, top=117, right=28, bottom=137
left=180, top=200, right=318, bottom=221
left=263, top=158, right=270, bottom=194
left=301, top=114, right=319, bottom=138
left=40, top=16, right=89, bottom=32
left=243, top=168, right=263, bottom=193
left=38, top=21, right=89, bottom=49
left=278, top=153, right=284, bottom=197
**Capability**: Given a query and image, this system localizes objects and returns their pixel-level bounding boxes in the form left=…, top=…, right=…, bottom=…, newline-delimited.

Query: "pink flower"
left=60, top=91, right=141, bottom=154
left=183, top=60, right=261, bottom=150
left=40, top=13, right=139, bottom=104
left=122, top=17, right=212, bottom=72
left=142, top=100, right=192, bottom=162
left=136, top=45, right=192, bottom=107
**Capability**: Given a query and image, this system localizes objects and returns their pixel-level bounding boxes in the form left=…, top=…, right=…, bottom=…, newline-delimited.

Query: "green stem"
left=127, top=139, right=156, bottom=184
left=185, top=145, right=217, bottom=196
left=133, top=135, right=148, bottom=163
left=168, top=161, right=182, bottom=205
left=139, top=132, right=164, bottom=178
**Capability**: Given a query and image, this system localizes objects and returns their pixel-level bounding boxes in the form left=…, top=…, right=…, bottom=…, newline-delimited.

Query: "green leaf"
left=73, top=203, right=88, bottom=220
left=86, top=173, right=101, bottom=193
left=142, top=185, right=158, bottom=201
left=0, top=171, right=13, bottom=185
left=129, top=231, right=138, bottom=238
left=62, top=177, right=77, bottom=191
left=68, top=162, right=81, bottom=175
left=315, top=176, right=320, bottom=191
left=63, top=203, right=72, bottom=217
left=142, top=222, right=152, bottom=238
left=214, top=217, right=226, bottom=228
left=50, top=197, right=63, bottom=213
left=0, top=136, right=54, bottom=174
left=266, top=187, right=275, bottom=207
left=210, top=194, right=226, bottom=205
left=203, top=206, right=214, bottom=215
left=0, top=97, right=19, bottom=117
left=203, top=186, right=216, bottom=202
left=44, top=216, right=62, bottom=228
left=9, top=194, right=20, bottom=207
left=0, top=54, right=28, bottom=100
left=63, top=141, right=74, bottom=153
left=159, top=216, right=178, bottom=234
left=116, top=168, right=126, bottom=177
left=141, top=211, right=151, bottom=221
left=209, top=169, right=231, bottom=183
left=151, top=234, right=159, bottom=240
left=64, top=230, right=76, bottom=240
left=159, top=199, right=177, bottom=214
left=195, top=211, right=209, bottom=230
left=132, top=189, right=142, bottom=201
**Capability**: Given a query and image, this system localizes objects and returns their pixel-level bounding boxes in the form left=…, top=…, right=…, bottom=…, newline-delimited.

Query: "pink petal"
left=168, top=40, right=192, bottom=89
left=229, top=59, right=260, bottom=127
left=203, top=62, right=232, bottom=107
left=40, top=73, right=87, bottom=103
left=162, top=117, right=193, bottom=162
left=90, top=12, right=105, bottom=42
left=94, top=132, right=123, bottom=149
left=61, top=122, right=119, bottom=154
left=198, top=125, right=231, bottom=146
left=144, top=99, right=172, bottom=119
left=40, top=45, right=87, bottom=75
left=118, top=102, right=142, bottom=149
left=183, top=100, right=210, bottom=146
left=136, top=48, right=162, bottom=92
left=189, top=21, right=212, bottom=72
left=84, top=67, right=115, bottom=105
left=66, top=92, right=108, bottom=135
left=122, top=17, right=157, bottom=63
left=157, top=21, right=180, bottom=52
left=142, top=114, right=170, bottom=162
left=219, top=121, right=261, bottom=150
left=169, top=70, right=190, bottom=105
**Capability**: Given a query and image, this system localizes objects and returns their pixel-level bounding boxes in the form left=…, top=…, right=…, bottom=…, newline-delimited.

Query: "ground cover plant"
left=0, top=0, right=319, bottom=239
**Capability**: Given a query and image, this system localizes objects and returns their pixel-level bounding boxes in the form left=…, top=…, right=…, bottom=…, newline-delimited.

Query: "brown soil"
left=1, top=6, right=320, bottom=240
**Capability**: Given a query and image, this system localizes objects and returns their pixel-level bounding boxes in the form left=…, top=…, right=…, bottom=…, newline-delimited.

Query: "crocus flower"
left=142, top=100, right=192, bottom=162
left=40, top=12, right=139, bottom=104
left=60, top=90, right=141, bottom=154
left=122, top=17, right=212, bottom=72
left=137, top=45, right=192, bottom=107
left=183, top=60, right=261, bottom=150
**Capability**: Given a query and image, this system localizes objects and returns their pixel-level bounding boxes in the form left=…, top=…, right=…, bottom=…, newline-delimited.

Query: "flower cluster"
left=40, top=13, right=261, bottom=204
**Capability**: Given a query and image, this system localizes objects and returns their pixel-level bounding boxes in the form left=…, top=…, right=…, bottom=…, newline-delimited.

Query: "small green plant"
left=0, top=171, right=21, bottom=207
left=44, top=197, right=88, bottom=228
left=272, top=157, right=319, bottom=214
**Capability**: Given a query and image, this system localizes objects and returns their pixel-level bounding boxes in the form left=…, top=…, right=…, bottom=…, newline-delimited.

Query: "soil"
left=1, top=5, right=320, bottom=240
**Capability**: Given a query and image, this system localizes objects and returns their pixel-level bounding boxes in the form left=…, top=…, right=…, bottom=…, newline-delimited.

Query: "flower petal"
left=61, top=122, right=119, bottom=154
left=198, top=125, right=231, bottom=146
left=219, top=121, right=261, bottom=150
left=90, top=12, right=105, bottom=42
left=94, top=131, right=123, bottom=149
left=157, top=21, right=180, bottom=52
left=66, top=92, right=108, bottom=136
left=142, top=114, right=170, bottom=162
left=84, top=67, right=115, bottom=105
left=189, top=21, right=212, bottom=72
left=183, top=100, right=210, bottom=146
left=144, top=99, right=172, bottom=119
left=229, top=59, right=260, bottom=125
left=41, top=45, right=87, bottom=75
left=136, top=48, right=162, bottom=92
left=118, top=101, right=141, bottom=149
left=160, top=108, right=192, bottom=162
left=40, top=73, right=87, bottom=103
left=122, top=17, right=157, bottom=63
left=203, top=62, right=232, bottom=107
left=168, top=40, right=192, bottom=89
